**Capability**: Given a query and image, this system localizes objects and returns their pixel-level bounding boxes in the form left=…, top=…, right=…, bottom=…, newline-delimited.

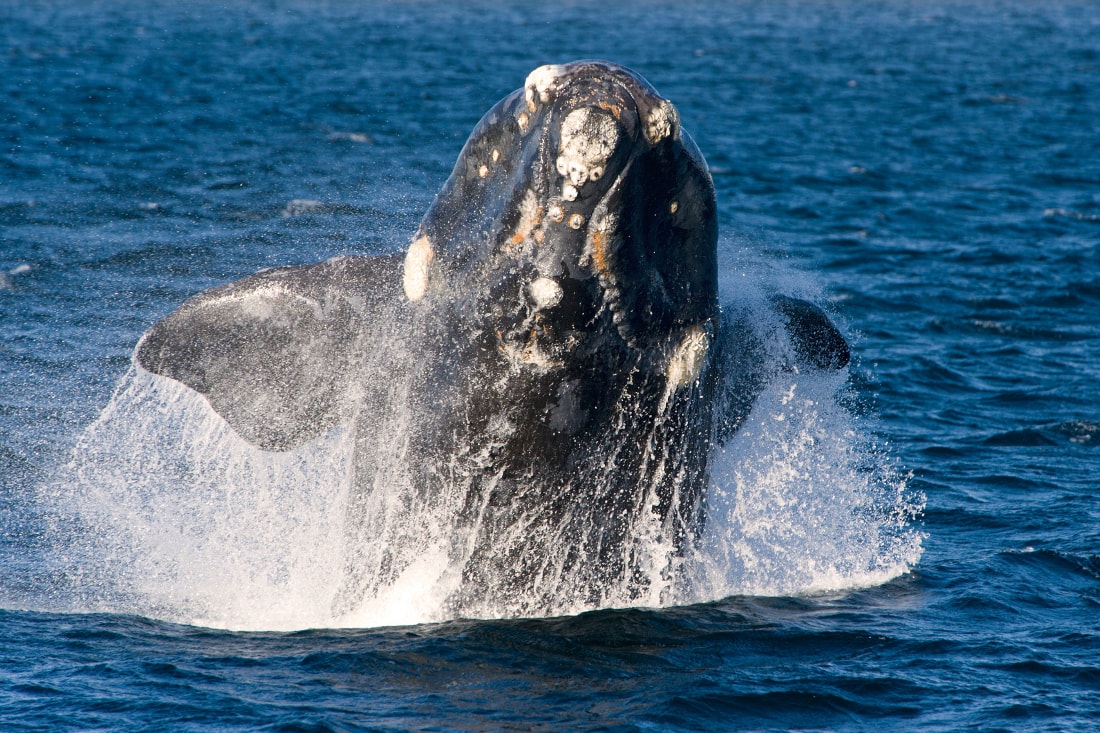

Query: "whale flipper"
left=713, top=296, right=849, bottom=443
left=771, top=295, right=850, bottom=371
left=136, top=254, right=404, bottom=451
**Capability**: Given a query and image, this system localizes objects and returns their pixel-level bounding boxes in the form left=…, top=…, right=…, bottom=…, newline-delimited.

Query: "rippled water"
left=2, top=1, right=1098, bottom=730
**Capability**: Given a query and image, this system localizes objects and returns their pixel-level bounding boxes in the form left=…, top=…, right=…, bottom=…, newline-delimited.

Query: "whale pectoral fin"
left=136, top=254, right=404, bottom=451
left=712, top=297, right=849, bottom=444
left=770, top=295, right=850, bottom=371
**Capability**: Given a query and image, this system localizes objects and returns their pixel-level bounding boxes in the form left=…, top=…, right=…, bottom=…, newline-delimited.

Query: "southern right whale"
left=136, top=61, right=849, bottom=617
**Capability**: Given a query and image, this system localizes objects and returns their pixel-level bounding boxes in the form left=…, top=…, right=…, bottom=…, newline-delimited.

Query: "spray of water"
left=40, top=262, right=923, bottom=631
left=43, top=373, right=354, bottom=629
left=694, top=372, right=921, bottom=601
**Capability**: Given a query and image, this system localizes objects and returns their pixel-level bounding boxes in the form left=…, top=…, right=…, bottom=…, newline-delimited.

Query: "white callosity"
left=643, top=99, right=679, bottom=145
left=402, top=236, right=434, bottom=301
left=524, top=64, right=566, bottom=106
left=555, top=108, right=619, bottom=194
left=657, top=322, right=713, bottom=414
left=528, top=277, right=563, bottom=310
left=666, top=323, right=711, bottom=390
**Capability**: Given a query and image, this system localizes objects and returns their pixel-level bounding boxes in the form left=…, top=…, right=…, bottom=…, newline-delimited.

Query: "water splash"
left=695, top=372, right=923, bottom=600
left=43, top=372, right=355, bottom=630
left=40, top=274, right=923, bottom=631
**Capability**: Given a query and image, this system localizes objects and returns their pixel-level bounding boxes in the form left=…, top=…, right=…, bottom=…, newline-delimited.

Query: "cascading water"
left=39, top=259, right=923, bottom=632
left=692, top=265, right=923, bottom=601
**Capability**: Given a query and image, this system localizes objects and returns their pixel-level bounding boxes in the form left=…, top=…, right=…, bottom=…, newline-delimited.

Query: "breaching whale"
left=136, top=61, right=849, bottom=617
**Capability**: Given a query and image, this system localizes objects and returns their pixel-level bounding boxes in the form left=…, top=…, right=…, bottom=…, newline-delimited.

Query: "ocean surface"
left=2, top=1, right=1098, bottom=730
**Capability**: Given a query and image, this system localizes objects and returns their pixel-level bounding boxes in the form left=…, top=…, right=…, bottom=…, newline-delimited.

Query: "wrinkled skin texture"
left=136, top=62, right=848, bottom=617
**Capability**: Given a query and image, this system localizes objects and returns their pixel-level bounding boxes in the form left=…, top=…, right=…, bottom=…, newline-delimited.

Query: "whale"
left=135, top=61, right=849, bottom=617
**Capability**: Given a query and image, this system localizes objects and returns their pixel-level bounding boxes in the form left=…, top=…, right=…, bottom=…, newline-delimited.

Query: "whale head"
left=404, top=61, right=719, bottom=378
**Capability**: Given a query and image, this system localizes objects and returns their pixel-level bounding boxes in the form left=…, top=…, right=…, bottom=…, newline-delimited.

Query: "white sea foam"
left=45, top=370, right=355, bottom=631
left=693, top=372, right=922, bottom=601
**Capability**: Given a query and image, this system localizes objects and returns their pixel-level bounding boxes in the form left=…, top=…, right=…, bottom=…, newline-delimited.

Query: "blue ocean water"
left=2, top=0, right=1098, bottom=730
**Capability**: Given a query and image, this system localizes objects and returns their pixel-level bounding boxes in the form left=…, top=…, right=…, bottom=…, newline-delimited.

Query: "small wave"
left=0, top=264, right=32, bottom=290
left=1043, top=208, right=1100, bottom=223
left=963, top=94, right=1028, bottom=106
left=308, top=123, right=376, bottom=145
left=984, top=421, right=1099, bottom=447
left=205, top=179, right=249, bottom=191
left=280, top=199, right=375, bottom=218
left=327, top=131, right=375, bottom=144
left=1005, top=547, right=1100, bottom=582
left=282, top=199, right=327, bottom=217
left=933, top=317, right=1090, bottom=342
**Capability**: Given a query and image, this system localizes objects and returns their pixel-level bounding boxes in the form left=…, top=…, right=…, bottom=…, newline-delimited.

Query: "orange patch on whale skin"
left=591, top=229, right=610, bottom=274
left=596, top=100, right=624, bottom=121
left=508, top=205, right=545, bottom=251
